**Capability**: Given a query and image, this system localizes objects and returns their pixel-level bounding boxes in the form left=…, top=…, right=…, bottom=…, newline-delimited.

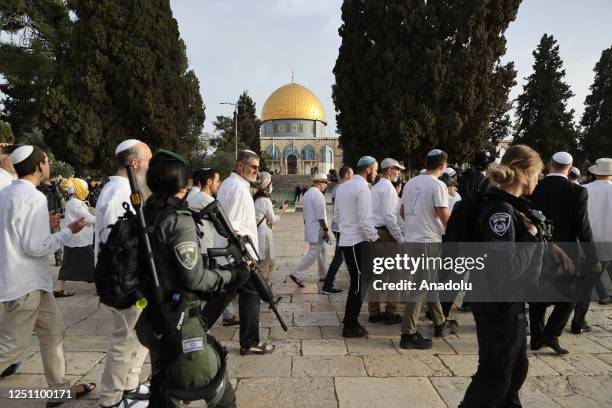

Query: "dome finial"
left=291, top=69, right=294, bottom=83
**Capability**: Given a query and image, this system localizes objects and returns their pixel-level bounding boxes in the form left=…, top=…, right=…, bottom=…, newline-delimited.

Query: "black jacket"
left=530, top=175, right=597, bottom=267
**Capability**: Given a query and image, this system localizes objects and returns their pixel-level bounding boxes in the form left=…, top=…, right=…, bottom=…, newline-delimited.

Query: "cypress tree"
left=513, top=34, right=577, bottom=160
left=579, top=45, right=612, bottom=163
left=236, top=91, right=261, bottom=154
left=333, top=0, right=520, bottom=168
left=40, top=0, right=204, bottom=174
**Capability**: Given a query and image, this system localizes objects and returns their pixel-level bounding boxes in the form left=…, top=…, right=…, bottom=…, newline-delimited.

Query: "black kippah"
left=155, top=149, right=186, bottom=164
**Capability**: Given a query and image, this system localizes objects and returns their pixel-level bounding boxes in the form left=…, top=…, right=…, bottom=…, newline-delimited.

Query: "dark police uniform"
left=460, top=188, right=543, bottom=408
left=136, top=196, right=236, bottom=408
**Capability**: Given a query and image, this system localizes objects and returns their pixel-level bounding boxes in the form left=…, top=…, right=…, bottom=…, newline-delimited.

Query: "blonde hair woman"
left=54, top=178, right=96, bottom=296
left=460, top=145, right=573, bottom=407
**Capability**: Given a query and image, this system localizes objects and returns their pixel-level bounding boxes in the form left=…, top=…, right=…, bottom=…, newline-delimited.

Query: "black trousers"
left=201, top=279, right=261, bottom=349
left=323, top=232, right=344, bottom=289
left=460, top=305, right=529, bottom=408
left=528, top=302, right=573, bottom=342
left=340, top=241, right=370, bottom=329
left=573, top=261, right=609, bottom=329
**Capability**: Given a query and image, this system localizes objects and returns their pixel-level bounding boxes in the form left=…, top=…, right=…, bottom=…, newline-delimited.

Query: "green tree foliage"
left=333, top=0, right=520, bottom=168
left=0, top=120, right=14, bottom=143
left=0, top=0, right=72, bottom=140
left=40, top=0, right=205, bottom=174
left=513, top=34, right=577, bottom=161
left=236, top=91, right=261, bottom=153
left=579, top=45, right=612, bottom=163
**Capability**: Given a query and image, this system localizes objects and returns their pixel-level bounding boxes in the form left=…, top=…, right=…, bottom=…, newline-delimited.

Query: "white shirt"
left=336, top=175, right=379, bottom=246
left=94, top=176, right=132, bottom=265
left=330, top=184, right=340, bottom=232
left=213, top=172, right=258, bottom=261
left=584, top=180, right=612, bottom=261
left=371, top=178, right=403, bottom=242
left=302, top=187, right=327, bottom=243
left=0, top=179, right=73, bottom=302
left=186, top=186, right=200, bottom=202
left=401, top=174, right=449, bottom=242
left=255, top=195, right=281, bottom=259
left=187, top=190, right=216, bottom=255
left=0, top=168, right=16, bottom=192
left=449, top=192, right=462, bottom=212
left=64, top=197, right=96, bottom=248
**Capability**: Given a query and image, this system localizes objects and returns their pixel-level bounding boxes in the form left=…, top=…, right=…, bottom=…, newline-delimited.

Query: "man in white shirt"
left=204, top=150, right=275, bottom=355
left=185, top=169, right=202, bottom=202
left=574, top=158, right=612, bottom=324
left=0, top=145, right=93, bottom=401
left=369, top=158, right=405, bottom=324
left=0, top=143, right=17, bottom=191
left=95, top=139, right=152, bottom=408
left=399, top=149, right=457, bottom=350
left=289, top=174, right=330, bottom=287
left=321, top=166, right=353, bottom=295
left=336, top=156, right=380, bottom=338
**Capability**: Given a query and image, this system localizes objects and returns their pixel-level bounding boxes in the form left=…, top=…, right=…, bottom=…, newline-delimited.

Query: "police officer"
left=135, top=150, right=237, bottom=408
left=460, top=145, right=557, bottom=407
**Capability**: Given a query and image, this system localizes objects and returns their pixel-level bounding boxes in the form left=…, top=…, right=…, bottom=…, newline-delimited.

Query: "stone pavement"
left=2, top=207, right=612, bottom=407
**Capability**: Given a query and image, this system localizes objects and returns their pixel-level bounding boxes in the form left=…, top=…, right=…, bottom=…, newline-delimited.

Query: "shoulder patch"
left=174, top=241, right=199, bottom=270
left=489, top=212, right=511, bottom=237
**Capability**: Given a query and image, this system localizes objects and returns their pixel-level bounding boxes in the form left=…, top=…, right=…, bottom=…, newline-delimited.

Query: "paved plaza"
left=1, top=205, right=612, bottom=407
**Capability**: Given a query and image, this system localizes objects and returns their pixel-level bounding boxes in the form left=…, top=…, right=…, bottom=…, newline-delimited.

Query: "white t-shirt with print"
left=401, top=174, right=449, bottom=242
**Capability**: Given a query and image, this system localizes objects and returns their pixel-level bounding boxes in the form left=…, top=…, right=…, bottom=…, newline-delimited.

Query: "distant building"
left=259, top=81, right=341, bottom=175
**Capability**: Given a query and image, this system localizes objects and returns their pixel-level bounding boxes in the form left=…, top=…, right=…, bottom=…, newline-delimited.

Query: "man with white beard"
left=95, top=139, right=152, bottom=408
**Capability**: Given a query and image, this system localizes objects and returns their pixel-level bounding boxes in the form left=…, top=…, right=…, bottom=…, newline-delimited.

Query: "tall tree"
left=513, top=34, right=577, bottom=160
left=0, top=0, right=72, bottom=139
left=0, top=120, right=14, bottom=143
left=40, top=0, right=204, bottom=174
left=579, top=45, right=612, bottom=163
left=333, top=0, right=520, bottom=168
left=236, top=91, right=261, bottom=154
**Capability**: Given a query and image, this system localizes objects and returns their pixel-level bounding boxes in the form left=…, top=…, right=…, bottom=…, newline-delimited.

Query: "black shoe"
left=0, top=362, right=21, bottom=379
left=343, top=326, right=368, bottom=338
left=321, top=287, right=343, bottom=295
left=598, top=297, right=611, bottom=305
left=319, top=278, right=326, bottom=282
left=542, top=337, right=569, bottom=355
left=122, top=383, right=150, bottom=400
left=400, top=332, right=433, bottom=350
left=368, top=314, right=384, bottom=323
left=434, top=319, right=458, bottom=337
left=530, top=339, right=543, bottom=350
left=571, top=324, right=591, bottom=334
left=382, top=312, right=402, bottom=325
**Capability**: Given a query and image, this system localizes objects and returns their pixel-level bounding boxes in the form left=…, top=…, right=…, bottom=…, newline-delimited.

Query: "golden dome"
left=261, top=82, right=326, bottom=124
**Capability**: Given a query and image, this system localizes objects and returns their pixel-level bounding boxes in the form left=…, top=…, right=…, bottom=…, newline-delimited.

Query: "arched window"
left=283, top=144, right=298, bottom=159
left=320, top=145, right=334, bottom=163
left=265, top=144, right=281, bottom=160
left=301, top=145, right=315, bottom=161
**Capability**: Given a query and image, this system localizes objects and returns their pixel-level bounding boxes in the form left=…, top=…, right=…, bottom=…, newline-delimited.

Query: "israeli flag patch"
left=182, top=337, right=205, bottom=353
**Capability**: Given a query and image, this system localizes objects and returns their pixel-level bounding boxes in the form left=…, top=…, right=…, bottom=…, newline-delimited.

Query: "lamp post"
left=220, top=101, right=238, bottom=160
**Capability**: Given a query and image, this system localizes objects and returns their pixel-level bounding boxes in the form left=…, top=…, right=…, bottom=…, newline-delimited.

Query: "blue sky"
left=170, top=0, right=612, bottom=136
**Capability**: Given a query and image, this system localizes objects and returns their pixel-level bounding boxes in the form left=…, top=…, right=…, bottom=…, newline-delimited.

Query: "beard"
left=136, top=169, right=152, bottom=201
left=367, top=172, right=375, bottom=183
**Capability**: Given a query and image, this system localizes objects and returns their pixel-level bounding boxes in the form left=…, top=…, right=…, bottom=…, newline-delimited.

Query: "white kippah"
left=419, top=169, right=426, bottom=175
left=10, top=145, right=34, bottom=165
left=115, top=139, right=141, bottom=155
left=428, top=149, right=442, bottom=157
left=242, top=149, right=257, bottom=155
left=552, top=151, right=572, bottom=165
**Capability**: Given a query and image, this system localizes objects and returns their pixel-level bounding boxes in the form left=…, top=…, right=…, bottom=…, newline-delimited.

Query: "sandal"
left=240, top=342, right=275, bottom=355
left=53, top=290, right=75, bottom=298
left=289, top=274, right=305, bottom=288
left=46, top=382, right=96, bottom=407
left=222, top=315, right=240, bottom=326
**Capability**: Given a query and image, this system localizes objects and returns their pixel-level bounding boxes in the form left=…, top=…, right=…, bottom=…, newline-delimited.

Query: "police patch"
left=489, top=212, right=511, bottom=237
left=174, top=242, right=198, bottom=270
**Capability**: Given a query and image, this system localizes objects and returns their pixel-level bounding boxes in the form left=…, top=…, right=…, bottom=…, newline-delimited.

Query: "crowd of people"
left=0, top=138, right=611, bottom=407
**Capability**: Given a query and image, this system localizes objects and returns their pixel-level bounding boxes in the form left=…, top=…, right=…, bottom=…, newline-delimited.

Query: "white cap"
left=419, top=169, right=426, bottom=175
left=10, top=145, right=34, bottom=165
left=115, top=139, right=142, bottom=155
left=381, top=158, right=406, bottom=170
left=443, top=167, right=456, bottom=177
left=570, top=167, right=581, bottom=176
left=552, top=151, right=573, bottom=165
